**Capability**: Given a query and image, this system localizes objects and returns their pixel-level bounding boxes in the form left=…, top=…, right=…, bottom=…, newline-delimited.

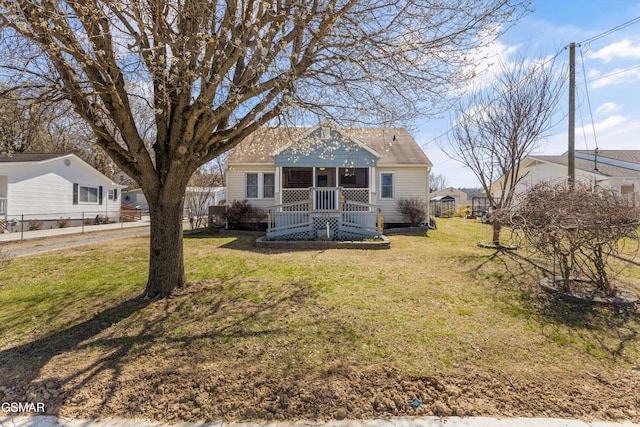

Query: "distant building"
left=490, top=150, right=640, bottom=202
left=0, top=153, right=124, bottom=228
left=430, top=187, right=469, bottom=207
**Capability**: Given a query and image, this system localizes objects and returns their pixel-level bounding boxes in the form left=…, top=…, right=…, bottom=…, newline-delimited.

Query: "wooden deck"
left=266, top=188, right=381, bottom=240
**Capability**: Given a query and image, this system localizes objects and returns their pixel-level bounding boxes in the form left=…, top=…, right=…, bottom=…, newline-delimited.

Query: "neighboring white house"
left=122, top=186, right=227, bottom=215
left=122, top=188, right=149, bottom=212
left=0, top=153, right=125, bottom=229
left=226, top=125, right=432, bottom=238
left=490, top=150, right=640, bottom=202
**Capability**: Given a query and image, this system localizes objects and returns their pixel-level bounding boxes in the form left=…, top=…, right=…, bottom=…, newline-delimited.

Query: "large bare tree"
left=444, top=53, right=564, bottom=245
left=0, top=0, right=528, bottom=297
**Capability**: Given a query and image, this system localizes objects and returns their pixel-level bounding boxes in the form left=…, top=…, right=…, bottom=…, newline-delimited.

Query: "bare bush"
left=396, top=198, right=427, bottom=226
left=510, top=179, right=640, bottom=297
left=224, top=201, right=266, bottom=231
left=0, top=247, right=12, bottom=276
left=28, top=219, right=42, bottom=231
left=57, top=217, right=71, bottom=228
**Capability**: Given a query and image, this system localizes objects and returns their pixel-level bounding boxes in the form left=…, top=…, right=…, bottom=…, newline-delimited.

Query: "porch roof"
left=228, top=126, right=432, bottom=167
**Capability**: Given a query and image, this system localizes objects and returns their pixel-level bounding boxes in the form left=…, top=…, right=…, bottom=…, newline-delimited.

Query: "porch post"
left=275, top=166, right=282, bottom=205
left=370, top=167, right=376, bottom=204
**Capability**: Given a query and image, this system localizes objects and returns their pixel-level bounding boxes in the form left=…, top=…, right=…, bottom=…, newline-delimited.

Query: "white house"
left=122, top=188, right=149, bottom=212
left=226, top=125, right=432, bottom=239
left=490, top=150, right=640, bottom=202
left=122, top=186, right=227, bottom=215
left=0, top=153, right=125, bottom=229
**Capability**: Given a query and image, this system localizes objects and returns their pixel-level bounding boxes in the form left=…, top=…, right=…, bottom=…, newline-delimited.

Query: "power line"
left=579, top=48, right=599, bottom=150
left=420, top=48, right=566, bottom=152
left=584, top=64, right=640, bottom=84
left=579, top=15, right=640, bottom=46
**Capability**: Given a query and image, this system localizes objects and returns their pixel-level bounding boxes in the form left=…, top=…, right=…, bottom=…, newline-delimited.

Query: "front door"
left=315, top=167, right=335, bottom=187
left=315, top=168, right=336, bottom=210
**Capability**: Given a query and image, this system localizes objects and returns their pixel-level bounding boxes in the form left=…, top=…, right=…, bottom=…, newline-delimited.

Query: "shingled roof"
left=227, top=126, right=432, bottom=166
left=528, top=150, right=640, bottom=179
left=0, top=153, right=67, bottom=163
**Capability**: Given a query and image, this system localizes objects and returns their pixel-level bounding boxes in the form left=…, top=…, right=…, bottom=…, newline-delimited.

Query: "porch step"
left=266, top=221, right=313, bottom=239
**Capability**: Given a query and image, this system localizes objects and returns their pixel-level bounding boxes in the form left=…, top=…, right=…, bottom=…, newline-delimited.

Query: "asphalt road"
left=0, top=227, right=150, bottom=258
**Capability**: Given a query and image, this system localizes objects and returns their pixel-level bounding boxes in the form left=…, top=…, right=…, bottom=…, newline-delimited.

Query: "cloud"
left=589, top=66, right=640, bottom=89
left=587, top=38, right=640, bottom=63
left=595, top=102, right=620, bottom=115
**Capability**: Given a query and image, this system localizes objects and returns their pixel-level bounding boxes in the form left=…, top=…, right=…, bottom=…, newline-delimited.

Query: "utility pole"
left=568, top=42, right=576, bottom=186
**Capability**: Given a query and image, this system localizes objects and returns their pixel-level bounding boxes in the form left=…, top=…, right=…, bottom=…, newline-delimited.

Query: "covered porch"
left=266, top=185, right=382, bottom=240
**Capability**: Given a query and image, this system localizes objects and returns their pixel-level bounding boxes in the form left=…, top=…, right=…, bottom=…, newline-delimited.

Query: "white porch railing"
left=311, top=187, right=339, bottom=211
left=266, top=200, right=312, bottom=239
left=266, top=189, right=380, bottom=239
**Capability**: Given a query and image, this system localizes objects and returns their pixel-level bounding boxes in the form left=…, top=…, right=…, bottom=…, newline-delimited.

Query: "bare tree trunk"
left=144, top=197, right=186, bottom=298
left=492, top=220, right=501, bottom=246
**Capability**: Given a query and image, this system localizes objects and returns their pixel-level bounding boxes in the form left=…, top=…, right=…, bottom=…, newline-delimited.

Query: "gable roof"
left=0, top=153, right=67, bottom=163
left=526, top=150, right=640, bottom=179
left=228, top=126, right=432, bottom=166
left=0, top=152, right=124, bottom=187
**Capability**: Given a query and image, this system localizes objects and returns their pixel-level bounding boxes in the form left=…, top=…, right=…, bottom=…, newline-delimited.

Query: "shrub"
left=57, top=217, right=71, bottom=228
left=511, top=179, right=640, bottom=297
left=28, top=219, right=43, bottom=231
left=396, top=198, right=426, bottom=226
left=453, top=205, right=472, bottom=218
left=0, top=246, right=12, bottom=276
left=224, top=200, right=265, bottom=230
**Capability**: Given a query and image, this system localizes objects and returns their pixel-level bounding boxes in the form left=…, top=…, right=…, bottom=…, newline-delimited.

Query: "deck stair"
left=266, top=188, right=381, bottom=240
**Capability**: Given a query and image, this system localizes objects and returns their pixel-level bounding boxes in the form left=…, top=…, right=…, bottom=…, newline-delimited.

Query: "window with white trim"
left=246, top=172, right=275, bottom=199
left=108, top=189, right=118, bottom=201
left=80, top=186, right=99, bottom=203
left=263, top=173, right=275, bottom=198
left=380, top=173, right=394, bottom=199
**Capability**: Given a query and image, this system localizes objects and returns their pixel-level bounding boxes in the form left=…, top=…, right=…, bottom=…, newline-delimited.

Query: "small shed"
left=430, top=195, right=456, bottom=217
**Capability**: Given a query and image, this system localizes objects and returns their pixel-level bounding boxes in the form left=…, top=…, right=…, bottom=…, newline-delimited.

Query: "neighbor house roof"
left=0, top=153, right=67, bottom=163
left=228, top=126, right=432, bottom=166
left=526, top=150, right=640, bottom=179
left=0, top=152, right=125, bottom=187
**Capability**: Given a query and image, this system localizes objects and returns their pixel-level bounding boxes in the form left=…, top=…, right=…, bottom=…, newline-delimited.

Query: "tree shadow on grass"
left=0, top=279, right=354, bottom=420
left=471, top=249, right=640, bottom=365
left=0, top=296, right=152, bottom=415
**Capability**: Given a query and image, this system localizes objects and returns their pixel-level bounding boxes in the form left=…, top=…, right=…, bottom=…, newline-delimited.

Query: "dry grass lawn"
left=1, top=218, right=639, bottom=422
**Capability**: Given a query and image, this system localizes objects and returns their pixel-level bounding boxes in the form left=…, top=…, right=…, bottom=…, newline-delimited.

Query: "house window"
left=263, top=173, right=275, bottom=198
left=246, top=172, right=275, bottom=199
left=80, top=186, right=99, bottom=203
left=283, top=167, right=313, bottom=188
left=108, top=189, right=118, bottom=201
left=339, top=168, right=368, bottom=188
left=246, top=173, right=259, bottom=198
left=381, top=173, right=394, bottom=199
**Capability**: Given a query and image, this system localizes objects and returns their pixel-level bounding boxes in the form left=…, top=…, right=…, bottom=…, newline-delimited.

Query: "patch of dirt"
left=2, top=362, right=640, bottom=423
left=2, top=280, right=639, bottom=424
left=541, top=277, right=639, bottom=307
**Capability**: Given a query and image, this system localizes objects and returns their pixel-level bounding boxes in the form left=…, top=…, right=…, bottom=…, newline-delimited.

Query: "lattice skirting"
left=312, top=215, right=340, bottom=239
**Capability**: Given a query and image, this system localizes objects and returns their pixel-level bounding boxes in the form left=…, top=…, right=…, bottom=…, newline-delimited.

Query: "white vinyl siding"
left=0, top=155, right=122, bottom=219
left=377, top=166, right=429, bottom=223
left=227, top=165, right=277, bottom=211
